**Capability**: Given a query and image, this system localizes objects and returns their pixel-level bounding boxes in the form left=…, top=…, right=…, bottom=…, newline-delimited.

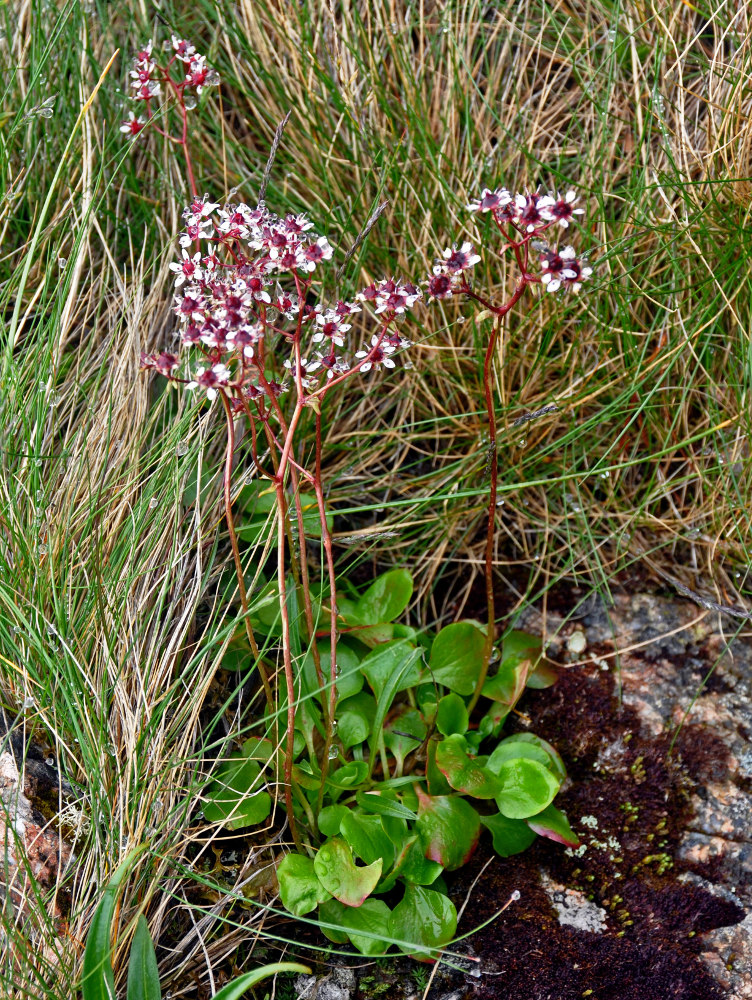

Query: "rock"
left=540, top=872, right=608, bottom=933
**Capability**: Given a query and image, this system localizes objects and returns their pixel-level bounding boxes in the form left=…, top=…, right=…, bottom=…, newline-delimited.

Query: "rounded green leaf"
left=203, top=756, right=272, bottom=830
left=340, top=812, right=395, bottom=871
left=336, top=692, right=376, bottom=748
left=319, top=898, right=392, bottom=956
left=384, top=707, right=426, bottom=772
left=527, top=804, right=580, bottom=847
left=481, top=812, right=537, bottom=857
left=389, top=885, right=457, bottom=960
left=436, top=693, right=469, bottom=737
left=327, top=760, right=368, bottom=790
left=494, top=758, right=560, bottom=819
left=360, top=640, right=422, bottom=701
left=416, top=790, right=481, bottom=870
left=313, top=838, right=383, bottom=907
left=277, top=854, right=331, bottom=916
left=429, top=622, right=485, bottom=695
left=318, top=804, right=349, bottom=838
left=434, top=735, right=502, bottom=799
left=343, top=569, right=413, bottom=626
left=487, top=734, right=567, bottom=783
left=301, top=640, right=364, bottom=702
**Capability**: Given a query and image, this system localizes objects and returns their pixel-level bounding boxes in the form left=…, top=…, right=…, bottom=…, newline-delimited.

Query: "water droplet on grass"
left=176, top=440, right=189, bottom=456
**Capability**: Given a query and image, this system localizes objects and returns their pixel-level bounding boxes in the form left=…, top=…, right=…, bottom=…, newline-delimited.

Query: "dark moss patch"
left=449, top=666, right=745, bottom=1000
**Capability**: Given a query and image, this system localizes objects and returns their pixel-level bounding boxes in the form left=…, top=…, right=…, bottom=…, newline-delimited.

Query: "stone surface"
left=521, top=589, right=752, bottom=998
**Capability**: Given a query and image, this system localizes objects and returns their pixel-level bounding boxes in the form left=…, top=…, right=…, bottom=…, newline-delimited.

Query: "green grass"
left=1, top=0, right=752, bottom=995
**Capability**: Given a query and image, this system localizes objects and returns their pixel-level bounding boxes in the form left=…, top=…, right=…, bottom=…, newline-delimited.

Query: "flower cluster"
left=120, top=37, right=220, bottom=137
left=142, top=200, right=422, bottom=403
left=467, top=187, right=584, bottom=230
left=426, top=186, right=592, bottom=302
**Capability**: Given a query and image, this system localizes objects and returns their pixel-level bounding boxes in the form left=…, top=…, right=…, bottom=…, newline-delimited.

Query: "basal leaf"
left=428, top=622, right=485, bottom=696
left=494, top=758, right=560, bottom=819
left=384, top=707, right=426, bottom=773
left=336, top=691, right=377, bottom=748
left=389, top=885, right=458, bottom=960
left=415, top=790, right=481, bottom=870
left=277, top=854, right=331, bottom=916
left=342, top=569, right=413, bottom=626
left=436, top=693, right=469, bottom=737
left=481, top=812, right=537, bottom=857
left=126, top=915, right=161, bottom=1000
left=340, top=812, right=395, bottom=872
left=319, top=898, right=392, bottom=957
left=318, top=804, right=349, bottom=838
left=360, top=640, right=422, bottom=701
left=301, top=639, right=364, bottom=702
left=313, top=838, right=383, bottom=907
left=326, top=760, right=368, bottom=790
left=203, top=756, right=272, bottom=830
left=487, top=734, right=567, bottom=783
left=434, top=735, right=502, bottom=799
left=527, top=804, right=580, bottom=847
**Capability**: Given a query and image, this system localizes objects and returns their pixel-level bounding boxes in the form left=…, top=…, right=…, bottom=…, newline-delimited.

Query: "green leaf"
left=415, top=790, right=481, bottom=870
left=327, top=760, right=368, bottom=790
left=211, top=964, right=312, bottom=1000
left=342, top=569, right=413, bottom=626
left=429, top=622, right=485, bottom=696
left=487, top=734, right=567, bottom=783
left=426, top=738, right=452, bottom=796
left=82, top=849, right=146, bottom=1000
left=389, top=836, right=444, bottom=887
left=337, top=692, right=376, bottom=748
left=360, top=640, right=422, bottom=702
left=277, top=854, right=331, bottom=916
left=481, top=812, right=537, bottom=857
left=482, top=654, right=529, bottom=710
left=355, top=790, right=418, bottom=822
left=494, top=758, right=560, bottom=819
left=436, top=693, right=469, bottom=737
left=319, top=898, right=393, bottom=956
left=313, top=838, right=383, bottom=907
left=501, top=630, right=542, bottom=669
left=368, top=645, right=424, bottom=778
left=384, top=707, right=426, bottom=772
left=389, top=885, right=458, bottom=960
left=526, top=804, right=580, bottom=847
left=126, top=915, right=161, bottom=1000
left=318, top=804, right=349, bottom=838
left=317, top=898, right=350, bottom=942
left=349, top=622, right=419, bottom=648
left=301, top=640, right=364, bottom=702
left=203, top=756, right=272, bottom=830
left=434, top=735, right=503, bottom=799
left=340, top=812, right=395, bottom=871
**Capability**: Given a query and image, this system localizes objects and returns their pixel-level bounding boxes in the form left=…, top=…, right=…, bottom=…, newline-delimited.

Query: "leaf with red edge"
left=415, top=789, right=481, bottom=870
left=434, top=735, right=502, bottom=799
left=313, top=838, right=382, bottom=907
left=526, top=804, right=580, bottom=847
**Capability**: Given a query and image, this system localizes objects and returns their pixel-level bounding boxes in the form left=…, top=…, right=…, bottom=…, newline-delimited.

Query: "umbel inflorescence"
left=426, top=187, right=592, bottom=306
left=140, top=195, right=421, bottom=407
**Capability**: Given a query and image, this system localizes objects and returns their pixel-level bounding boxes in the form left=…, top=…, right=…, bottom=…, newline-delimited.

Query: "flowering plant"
left=426, top=185, right=593, bottom=709
left=125, top=38, right=589, bottom=961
